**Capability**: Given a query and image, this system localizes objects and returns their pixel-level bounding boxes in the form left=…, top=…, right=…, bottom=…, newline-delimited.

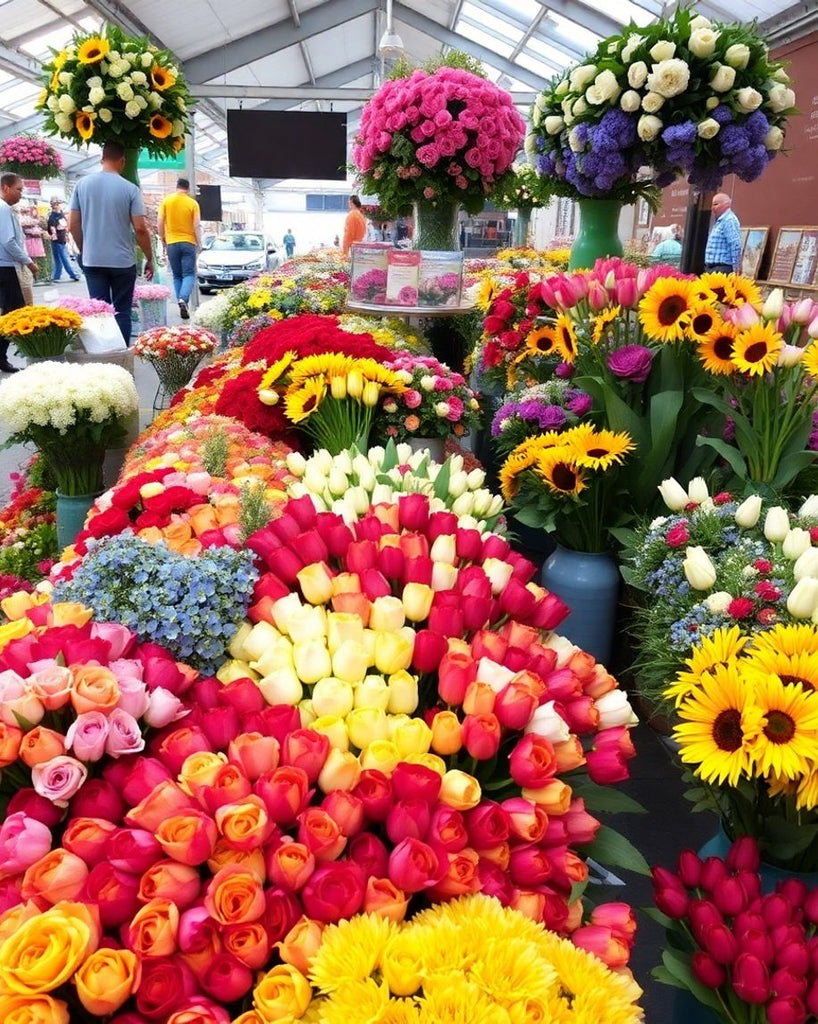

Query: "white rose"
left=524, top=133, right=537, bottom=155
left=689, top=15, right=712, bottom=31
left=130, top=70, right=147, bottom=86
left=764, top=125, right=784, bottom=151
left=544, top=115, right=564, bottom=135
left=697, top=118, right=720, bottom=139
left=772, top=68, right=791, bottom=84
left=554, top=78, right=570, bottom=96
left=637, top=114, right=663, bottom=141
left=587, top=68, right=620, bottom=104
left=116, top=82, right=134, bottom=101
left=54, top=113, right=72, bottom=132
left=57, top=93, right=76, bottom=114
left=88, top=86, right=106, bottom=106
left=706, top=96, right=720, bottom=110
left=650, top=39, right=676, bottom=61
left=125, top=100, right=141, bottom=119
left=709, top=65, right=736, bottom=92
left=136, top=95, right=148, bottom=110
left=572, top=97, right=588, bottom=117
left=86, top=76, right=102, bottom=89
left=176, top=97, right=187, bottom=112
left=647, top=58, right=691, bottom=98
left=621, top=33, right=643, bottom=63
left=107, top=61, right=126, bottom=79
left=98, top=107, right=113, bottom=123
left=736, top=87, right=763, bottom=112
left=627, top=61, right=649, bottom=89
left=141, top=52, right=154, bottom=67
left=725, top=43, right=751, bottom=69
left=569, top=64, right=597, bottom=92
left=560, top=97, right=573, bottom=118
left=688, top=27, right=719, bottom=58
left=766, top=84, right=795, bottom=113
left=620, top=90, right=642, bottom=112
left=58, top=71, right=73, bottom=87
left=46, top=95, right=59, bottom=111
left=642, top=92, right=665, bottom=113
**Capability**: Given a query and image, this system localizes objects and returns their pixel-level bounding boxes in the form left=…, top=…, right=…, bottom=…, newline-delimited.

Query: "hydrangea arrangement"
left=491, top=381, right=593, bottom=455
left=53, top=532, right=258, bottom=673
left=0, top=136, right=63, bottom=179
left=352, top=59, right=526, bottom=215
left=527, top=7, right=796, bottom=200
left=36, top=24, right=193, bottom=155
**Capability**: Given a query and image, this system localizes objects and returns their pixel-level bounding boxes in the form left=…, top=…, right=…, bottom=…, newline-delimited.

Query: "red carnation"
left=214, top=368, right=292, bottom=437
left=666, top=524, right=689, bottom=548
left=242, top=313, right=392, bottom=366
left=753, top=559, right=773, bottom=574
left=713, top=492, right=732, bottom=505
left=756, top=606, right=779, bottom=626
left=727, top=597, right=755, bottom=620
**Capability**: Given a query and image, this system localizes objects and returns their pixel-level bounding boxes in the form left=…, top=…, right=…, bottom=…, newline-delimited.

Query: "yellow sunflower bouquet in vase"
left=667, top=622, right=818, bottom=871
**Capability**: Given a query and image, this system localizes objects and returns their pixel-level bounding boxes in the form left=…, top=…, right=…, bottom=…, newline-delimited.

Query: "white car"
left=197, top=231, right=280, bottom=292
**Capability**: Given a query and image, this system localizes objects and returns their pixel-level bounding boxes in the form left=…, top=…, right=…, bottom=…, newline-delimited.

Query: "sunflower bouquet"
left=500, top=423, right=635, bottom=552
left=36, top=24, right=192, bottom=155
left=257, top=351, right=407, bottom=454
left=0, top=305, right=82, bottom=359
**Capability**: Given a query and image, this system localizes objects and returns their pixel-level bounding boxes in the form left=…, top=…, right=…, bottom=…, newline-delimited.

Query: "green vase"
left=569, top=198, right=623, bottom=271
left=413, top=199, right=460, bottom=251
left=121, top=147, right=140, bottom=187
left=56, top=491, right=101, bottom=549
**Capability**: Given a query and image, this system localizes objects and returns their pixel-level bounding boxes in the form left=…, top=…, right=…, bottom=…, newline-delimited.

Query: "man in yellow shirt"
left=158, top=178, right=201, bottom=319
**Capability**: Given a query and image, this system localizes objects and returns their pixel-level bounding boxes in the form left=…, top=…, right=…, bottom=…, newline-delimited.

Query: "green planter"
left=569, top=198, right=623, bottom=271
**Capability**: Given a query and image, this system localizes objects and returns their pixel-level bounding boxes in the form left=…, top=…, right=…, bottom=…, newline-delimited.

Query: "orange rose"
left=207, top=839, right=265, bottom=879
left=155, top=811, right=218, bottom=866
left=178, top=539, right=203, bottom=557
left=69, top=666, right=120, bottom=715
left=553, top=736, right=586, bottom=773
left=223, top=921, right=270, bottom=969
left=363, top=878, right=409, bottom=923
left=138, top=861, right=202, bottom=907
left=429, top=849, right=480, bottom=899
left=523, top=779, right=572, bottom=816
left=137, top=527, right=165, bottom=545
left=0, top=722, right=23, bottom=768
left=188, top=504, right=219, bottom=536
left=21, top=850, right=89, bottom=904
left=276, top=916, right=324, bottom=975
left=0, top=901, right=41, bottom=946
left=27, top=666, right=73, bottom=711
left=203, top=864, right=265, bottom=925
left=213, top=494, right=240, bottom=525
left=162, top=520, right=193, bottom=551
left=1, top=591, right=48, bottom=621
left=266, top=842, right=315, bottom=893
left=18, top=727, right=66, bottom=768
left=0, top=993, right=70, bottom=1023
left=178, top=750, right=228, bottom=797
left=214, top=797, right=272, bottom=851
left=126, top=898, right=180, bottom=957
left=125, top=780, right=198, bottom=833
left=75, top=948, right=140, bottom=1016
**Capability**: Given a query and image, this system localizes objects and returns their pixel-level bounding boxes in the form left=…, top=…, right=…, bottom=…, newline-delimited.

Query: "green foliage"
left=200, top=428, right=229, bottom=478
left=239, top=481, right=273, bottom=542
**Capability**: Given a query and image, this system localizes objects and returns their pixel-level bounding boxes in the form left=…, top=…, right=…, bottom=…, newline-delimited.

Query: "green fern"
left=239, top=481, right=273, bottom=541
left=200, top=428, right=229, bottom=478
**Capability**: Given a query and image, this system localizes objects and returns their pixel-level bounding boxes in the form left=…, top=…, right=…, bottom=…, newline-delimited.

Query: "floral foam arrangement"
left=527, top=7, right=796, bottom=201
left=37, top=24, right=192, bottom=154
left=0, top=306, right=82, bottom=359
left=0, top=135, right=63, bottom=179
left=374, top=353, right=481, bottom=443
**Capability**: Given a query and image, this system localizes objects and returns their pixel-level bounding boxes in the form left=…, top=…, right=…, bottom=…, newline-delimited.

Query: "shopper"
left=68, top=141, right=154, bottom=345
left=0, top=174, right=37, bottom=373
left=342, top=195, right=367, bottom=255
left=283, top=228, right=296, bottom=258
left=47, top=198, right=80, bottom=282
left=650, top=225, right=683, bottom=267
left=158, top=177, right=200, bottom=320
left=704, top=193, right=741, bottom=273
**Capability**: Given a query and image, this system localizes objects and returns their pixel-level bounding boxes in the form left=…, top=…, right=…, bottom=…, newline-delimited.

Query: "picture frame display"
left=768, top=227, right=803, bottom=284
left=739, top=227, right=768, bottom=279
left=792, top=230, right=818, bottom=286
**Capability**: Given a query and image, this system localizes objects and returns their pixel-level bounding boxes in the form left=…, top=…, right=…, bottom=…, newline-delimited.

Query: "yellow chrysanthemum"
left=673, top=662, right=763, bottom=787
left=697, top=322, right=739, bottom=376
left=731, top=321, right=783, bottom=376
left=150, top=65, right=177, bottom=91
left=554, top=313, right=578, bottom=362
left=418, top=983, right=510, bottom=1024
left=746, top=673, right=818, bottom=780
left=564, top=423, right=634, bottom=472
left=317, top=979, right=392, bottom=1024
left=309, top=914, right=396, bottom=993
left=77, top=36, right=110, bottom=64
left=533, top=447, right=586, bottom=496
left=258, top=351, right=296, bottom=390
left=591, top=305, right=622, bottom=345
left=149, top=114, right=173, bottom=139
left=284, top=376, right=326, bottom=422
left=664, top=626, right=749, bottom=706
left=639, top=278, right=697, bottom=342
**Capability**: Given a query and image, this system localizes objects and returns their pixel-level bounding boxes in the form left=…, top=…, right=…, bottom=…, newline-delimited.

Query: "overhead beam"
left=0, top=113, right=49, bottom=139
left=184, top=0, right=379, bottom=84
left=255, top=59, right=376, bottom=111
left=192, top=83, right=536, bottom=103
left=528, top=0, right=622, bottom=39
left=0, top=41, right=43, bottom=83
left=759, top=0, right=818, bottom=44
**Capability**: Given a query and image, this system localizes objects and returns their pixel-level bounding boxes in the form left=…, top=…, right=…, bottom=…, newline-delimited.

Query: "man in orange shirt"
left=342, top=195, right=367, bottom=255
left=158, top=178, right=201, bottom=319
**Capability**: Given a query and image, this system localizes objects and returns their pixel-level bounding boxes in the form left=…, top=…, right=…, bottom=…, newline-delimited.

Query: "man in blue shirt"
left=0, top=174, right=38, bottom=372
left=704, top=193, right=741, bottom=273
left=69, top=141, right=154, bottom=345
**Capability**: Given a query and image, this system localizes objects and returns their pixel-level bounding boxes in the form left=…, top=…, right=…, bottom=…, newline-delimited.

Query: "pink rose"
left=105, top=708, right=146, bottom=758
left=300, top=861, right=366, bottom=924
left=108, top=658, right=145, bottom=684
left=144, top=687, right=189, bottom=729
left=90, top=621, right=136, bottom=660
left=31, top=754, right=88, bottom=806
left=115, top=675, right=150, bottom=719
left=0, top=811, right=53, bottom=880
left=388, top=837, right=446, bottom=892
left=65, top=711, right=110, bottom=761
left=403, top=389, right=422, bottom=409
left=27, top=664, right=73, bottom=710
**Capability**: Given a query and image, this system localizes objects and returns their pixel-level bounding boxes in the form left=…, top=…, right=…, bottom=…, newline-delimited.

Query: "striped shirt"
left=705, top=208, right=741, bottom=270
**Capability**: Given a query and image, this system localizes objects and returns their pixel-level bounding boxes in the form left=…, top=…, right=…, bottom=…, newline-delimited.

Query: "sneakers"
left=178, top=300, right=189, bottom=320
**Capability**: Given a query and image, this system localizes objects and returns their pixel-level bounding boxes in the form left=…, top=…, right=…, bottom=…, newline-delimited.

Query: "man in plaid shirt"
left=704, top=193, right=741, bottom=273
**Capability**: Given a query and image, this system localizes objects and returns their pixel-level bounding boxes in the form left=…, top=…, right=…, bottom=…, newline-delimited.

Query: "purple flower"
left=607, top=345, right=653, bottom=384
left=566, top=392, right=593, bottom=416
left=555, top=361, right=574, bottom=379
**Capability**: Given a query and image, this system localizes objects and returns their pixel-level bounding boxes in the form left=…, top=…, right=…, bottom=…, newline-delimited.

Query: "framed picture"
left=792, top=230, right=818, bottom=286
left=739, top=227, right=768, bottom=279
left=636, top=196, right=650, bottom=228
left=768, top=228, right=803, bottom=284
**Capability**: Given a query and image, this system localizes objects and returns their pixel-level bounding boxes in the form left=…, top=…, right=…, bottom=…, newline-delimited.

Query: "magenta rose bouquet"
left=352, top=62, right=525, bottom=215
left=0, top=135, right=63, bottom=179
left=374, top=353, right=481, bottom=441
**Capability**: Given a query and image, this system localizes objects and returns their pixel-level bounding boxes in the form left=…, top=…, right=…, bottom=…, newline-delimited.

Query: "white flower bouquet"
left=0, top=362, right=138, bottom=495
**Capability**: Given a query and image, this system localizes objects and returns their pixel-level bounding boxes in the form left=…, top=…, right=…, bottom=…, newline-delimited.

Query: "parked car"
left=197, top=231, right=280, bottom=292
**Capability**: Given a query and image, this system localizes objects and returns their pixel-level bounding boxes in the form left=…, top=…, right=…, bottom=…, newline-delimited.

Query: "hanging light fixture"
left=379, top=0, right=404, bottom=55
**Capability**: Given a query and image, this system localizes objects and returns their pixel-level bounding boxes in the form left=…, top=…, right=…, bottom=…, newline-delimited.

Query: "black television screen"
left=227, top=109, right=348, bottom=180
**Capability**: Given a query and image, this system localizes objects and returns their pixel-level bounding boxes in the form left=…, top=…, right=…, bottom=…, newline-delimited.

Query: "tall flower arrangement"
left=527, top=7, right=795, bottom=200
left=352, top=58, right=526, bottom=215
left=36, top=25, right=193, bottom=155
left=0, top=136, right=63, bottom=179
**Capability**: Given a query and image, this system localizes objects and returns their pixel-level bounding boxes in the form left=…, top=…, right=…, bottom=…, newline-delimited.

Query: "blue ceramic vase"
left=540, top=545, right=620, bottom=665
left=55, top=491, right=99, bottom=550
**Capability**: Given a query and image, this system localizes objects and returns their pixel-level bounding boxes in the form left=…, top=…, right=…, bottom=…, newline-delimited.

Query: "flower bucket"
left=56, top=491, right=100, bottom=550
left=139, top=298, right=167, bottom=330
left=541, top=545, right=620, bottom=664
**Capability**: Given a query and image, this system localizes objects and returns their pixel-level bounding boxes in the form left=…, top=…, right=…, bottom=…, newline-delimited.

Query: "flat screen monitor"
left=227, top=109, right=348, bottom=180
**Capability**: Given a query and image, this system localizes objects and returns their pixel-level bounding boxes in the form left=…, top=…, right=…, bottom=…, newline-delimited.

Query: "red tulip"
left=676, top=850, right=703, bottom=889
left=766, top=996, right=809, bottom=1024
left=437, top=650, right=476, bottom=705
left=388, top=837, right=445, bottom=893
left=732, top=952, right=771, bottom=1004
left=726, top=836, right=761, bottom=874
left=386, top=799, right=431, bottom=845
left=352, top=770, right=393, bottom=822
left=347, top=832, right=389, bottom=878
left=391, top=762, right=441, bottom=804
left=571, top=924, right=630, bottom=968
left=691, top=951, right=726, bottom=988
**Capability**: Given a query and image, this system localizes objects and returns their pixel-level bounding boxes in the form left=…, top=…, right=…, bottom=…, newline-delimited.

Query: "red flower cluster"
left=480, top=272, right=554, bottom=385
left=241, top=314, right=392, bottom=367
left=214, top=367, right=294, bottom=439
left=653, top=837, right=818, bottom=1022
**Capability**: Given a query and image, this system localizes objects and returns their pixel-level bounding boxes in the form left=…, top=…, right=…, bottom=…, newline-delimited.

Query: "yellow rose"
left=0, top=902, right=98, bottom=994
left=390, top=718, right=432, bottom=758
left=0, top=590, right=49, bottom=621
left=0, top=618, right=33, bottom=653
left=51, top=603, right=94, bottom=628
left=75, top=948, right=139, bottom=1016
left=316, top=748, right=361, bottom=793
left=439, top=769, right=482, bottom=810
left=253, top=964, right=312, bottom=1020
left=0, top=993, right=69, bottom=1024
left=359, top=739, right=401, bottom=774
left=251, top=637, right=294, bottom=678
left=373, top=629, right=414, bottom=675
left=178, top=750, right=227, bottom=795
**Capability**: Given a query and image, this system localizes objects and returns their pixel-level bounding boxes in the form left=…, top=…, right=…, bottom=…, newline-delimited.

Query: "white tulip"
left=794, top=548, right=818, bottom=581
left=595, top=690, right=639, bottom=729
left=451, top=492, right=475, bottom=518
left=371, top=483, right=394, bottom=505
left=467, top=468, right=486, bottom=490
left=764, top=506, right=791, bottom=543
left=734, top=495, right=763, bottom=528
left=687, top=477, right=710, bottom=504
left=788, top=578, right=818, bottom=618
left=327, top=467, right=348, bottom=497
left=800, top=494, right=818, bottom=518
left=524, top=700, right=571, bottom=743
left=286, top=451, right=307, bottom=476
left=783, top=528, right=812, bottom=560
left=313, top=449, right=333, bottom=473
left=346, top=486, right=371, bottom=516
left=683, top=547, right=717, bottom=590
left=762, top=288, right=785, bottom=320
left=303, top=464, right=326, bottom=494
left=658, top=477, right=690, bottom=511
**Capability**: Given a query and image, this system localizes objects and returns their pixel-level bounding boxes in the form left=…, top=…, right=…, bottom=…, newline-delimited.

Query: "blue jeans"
left=167, top=242, right=196, bottom=302
left=83, top=265, right=137, bottom=345
left=51, top=241, right=78, bottom=281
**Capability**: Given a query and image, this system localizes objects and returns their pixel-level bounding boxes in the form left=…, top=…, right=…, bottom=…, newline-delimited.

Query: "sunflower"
left=664, top=626, right=750, bottom=705
left=686, top=303, right=721, bottom=342
left=746, top=673, right=818, bottom=780
left=731, top=321, right=783, bottom=376
left=591, top=305, right=622, bottom=346
left=553, top=313, right=578, bottom=361
left=285, top=376, right=326, bottom=422
left=673, top=662, right=762, bottom=787
left=564, top=423, right=634, bottom=471
left=795, top=771, right=818, bottom=812
left=499, top=448, right=540, bottom=501
left=523, top=324, right=559, bottom=357
left=638, top=278, right=697, bottom=342
left=697, top=321, right=738, bottom=376
left=533, top=447, right=585, bottom=496
left=150, top=65, right=177, bottom=91
left=697, top=273, right=730, bottom=304
left=802, top=343, right=818, bottom=381
left=725, top=275, right=763, bottom=309
left=748, top=623, right=818, bottom=658
left=172, top=136, right=185, bottom=154
left=741, top=647, right=818, bottom=694
left=77, top=37, right=110, bottom=64
left=258, top=351, right=296, bottom=391
left=75, top=113, right=95, bottom=141
left=475, top=277, right=500, bottom=311
left=149, top=115, right=173, bottom=139
left=290, top=353, right=354, bottom=384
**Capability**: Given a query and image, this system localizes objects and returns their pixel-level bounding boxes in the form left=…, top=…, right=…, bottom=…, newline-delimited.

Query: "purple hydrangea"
left=607, top=345, right=654, bottom=385
left=661, top=122, right=696, bottom=148
left=719, top=125, right=751, bottom=156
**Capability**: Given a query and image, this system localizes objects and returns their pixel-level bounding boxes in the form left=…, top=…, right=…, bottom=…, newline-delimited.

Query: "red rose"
left=754, top=559, right=773, bottom=574
left=346, top=832, right=389, bottom=878
left=388, top=837, right=446, bottom=893
left=666, top=524, right=690, bottom=548
left=509, top=734, right=558, bottom=789
left=352, top=770, right=393, bottom=822
left=136, top=957, right=199, bottom=1020
left=84, top=505, right=131, bottom=540
left=281, top=729, right=330, bottom=783
left=300, top=861, right=366, bottom=923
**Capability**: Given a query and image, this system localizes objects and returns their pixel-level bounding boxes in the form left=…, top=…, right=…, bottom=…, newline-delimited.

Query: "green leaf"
left=513, top=504, right=555, bottom=531
left=642, top=907, right=674, bottom=928
left=660, top=949, right=725, bottom=1013
left=652, top=964, right=687, bottom=991
left=381, top=438, right=399, bottom=472
left=575, top=375, right=647, bottom=447
left=432, top=459, right=452, bottom=501
left=773, top=451, right=817, bottom=490
left=570, top=776, right=647, bottom=814
left=586, top=824, right=650, bottom=875
left=695, top=436, right=748, bottom=480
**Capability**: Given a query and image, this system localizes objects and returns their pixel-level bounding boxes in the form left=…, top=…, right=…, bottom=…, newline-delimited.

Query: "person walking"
left=0, top=174, right=37, bottom=372
left=283, top=228, right=296, bottom=259
left=342, top=195, right=367, bottom=255
left=47, top=198, right=80, bottom=282
left=158, top=177, right=200, bottom=320
left=704, top=193, right=741, bottom=273
left=68, top=141, right=153, bottom=345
